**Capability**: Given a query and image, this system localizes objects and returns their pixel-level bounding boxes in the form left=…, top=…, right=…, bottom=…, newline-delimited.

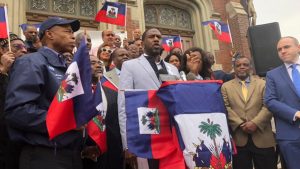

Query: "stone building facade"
left=0, top=0, right=251, bottom=72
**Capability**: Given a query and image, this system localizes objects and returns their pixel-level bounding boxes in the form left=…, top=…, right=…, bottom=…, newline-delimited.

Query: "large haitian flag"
left=95, top=1, right=126, bottom=26
left=202, top=20, right=231, bottom=43
left=162, top=36, right=182, bottom=52
left=46, top=39, right=100, bottom=139
left=157, top=81, right=232, bottom=169
left=125, top=90, right=185, bottom=169
left=0, top=6, right=8, bottom=38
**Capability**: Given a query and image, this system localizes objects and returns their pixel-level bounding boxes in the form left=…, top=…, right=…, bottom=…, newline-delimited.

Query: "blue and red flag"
left=157, top=81, right=233, bottom=169
left=46, top=39, right=100, bottom=139
left=101, top=75, right=118, bottom=92
left=0, top=6, right=8, bottom=38
left=202, top=20, right=232, bottom=43
left=162, top=36, right=182, bottom=52
left=87, top=81, right=107, bottom=154
left=95, top=1, right=126, bottom=26
left=125, top=90, right=185, bottom=169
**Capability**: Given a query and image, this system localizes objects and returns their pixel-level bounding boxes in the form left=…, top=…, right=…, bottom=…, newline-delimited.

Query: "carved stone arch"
left=26, top=0, right=99, bottom=29
left=143, top=0, right=219, bottom=52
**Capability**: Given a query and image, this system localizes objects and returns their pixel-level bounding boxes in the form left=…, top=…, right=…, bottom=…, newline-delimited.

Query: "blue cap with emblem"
left=38, top=17, right=80, bottom=39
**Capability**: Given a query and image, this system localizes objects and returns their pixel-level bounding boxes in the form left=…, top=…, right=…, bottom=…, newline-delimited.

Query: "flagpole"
left=226, top=19, right=234, bottom=49
left=4, top=4, right=11, bottom=52
left=178, top=34, right=183, bottom=52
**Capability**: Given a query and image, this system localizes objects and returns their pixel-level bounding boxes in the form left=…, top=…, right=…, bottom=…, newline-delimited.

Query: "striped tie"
left=241, top=81, right=248, bottom=101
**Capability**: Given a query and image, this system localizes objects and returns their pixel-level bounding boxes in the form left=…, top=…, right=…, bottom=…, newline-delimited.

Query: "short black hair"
left=164, top=53, right=181, bottom=63
left=232, top=55, right=251, bottom=68
left=141, top=28, right=158, bottom=42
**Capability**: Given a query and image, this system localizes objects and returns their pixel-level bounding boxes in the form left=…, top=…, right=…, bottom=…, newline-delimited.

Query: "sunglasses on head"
left=101, top=48, right=112, bottom=54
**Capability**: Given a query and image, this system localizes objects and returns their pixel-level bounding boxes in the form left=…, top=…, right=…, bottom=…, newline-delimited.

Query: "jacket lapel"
left=138, top=55, right=160, bottom=88
left=104, top=68, right=119, bottom=88
left=279, top=65, right=299, bottom=96
left=245, top=77, right=256, bottom=103
left=233, top=78, right=246, bottom=103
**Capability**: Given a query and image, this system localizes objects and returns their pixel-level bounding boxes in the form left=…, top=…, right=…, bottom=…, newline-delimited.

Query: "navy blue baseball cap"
left=38, top=17, right=80, bottom=39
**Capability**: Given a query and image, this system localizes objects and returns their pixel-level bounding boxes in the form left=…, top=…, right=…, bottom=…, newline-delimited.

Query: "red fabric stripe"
left=87, top=118, right=107, bottom=154
left=95, top=10, right=126, bottom=26
left=208, top=23, right=231, bottom=43
left=172, top=41, right=181, bottom=48
left=102, top=80, right=118, bottom=92
left=148, top=91, right=176, bottom=158
left=159, top=126, right=186, bottom=169
left=46, top=95, right=76, bottom=140
left=162, top=44, right=171, bottom=52
left=0, top=22, right=8, bottom=38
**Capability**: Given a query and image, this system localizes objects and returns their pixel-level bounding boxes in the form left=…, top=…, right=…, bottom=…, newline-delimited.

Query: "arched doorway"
left=144, top=4, right=195, bottom=52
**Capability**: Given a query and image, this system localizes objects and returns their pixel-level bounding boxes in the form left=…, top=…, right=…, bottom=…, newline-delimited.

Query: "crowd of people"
left=0, top=16, right=300, bottom=169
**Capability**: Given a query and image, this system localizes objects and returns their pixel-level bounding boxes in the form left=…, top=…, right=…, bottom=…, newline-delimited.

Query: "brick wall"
left=211, top=0, right=251, bottom=72
left=125, top=7, right=140, bottom=41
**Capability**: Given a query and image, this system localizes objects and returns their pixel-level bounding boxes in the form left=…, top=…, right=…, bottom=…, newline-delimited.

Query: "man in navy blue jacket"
left=264, top=36, right=300, bottom=169
left=5, top=17, right=83, bottom=169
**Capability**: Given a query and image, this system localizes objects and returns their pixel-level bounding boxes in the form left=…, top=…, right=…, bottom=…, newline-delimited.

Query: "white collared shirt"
left=284, top=56, right=300, bottom=82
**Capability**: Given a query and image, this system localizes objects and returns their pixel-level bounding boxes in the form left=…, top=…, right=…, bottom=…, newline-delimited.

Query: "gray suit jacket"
left=104, top=68, right=119, bottom=88
left=118, top=55, right=179, bottom=149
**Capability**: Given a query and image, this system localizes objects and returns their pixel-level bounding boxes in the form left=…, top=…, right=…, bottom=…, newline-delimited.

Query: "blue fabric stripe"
left=125, top=90, right=153, bottom=158
left=157, top=82, right=227, bottom=116
left=0, top=7, right=6, bottom=22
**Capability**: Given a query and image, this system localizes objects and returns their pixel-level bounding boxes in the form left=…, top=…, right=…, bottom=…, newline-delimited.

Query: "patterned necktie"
left=241, top=81, right=248, bottom=101
left=291, top=64, right=300, bottom=96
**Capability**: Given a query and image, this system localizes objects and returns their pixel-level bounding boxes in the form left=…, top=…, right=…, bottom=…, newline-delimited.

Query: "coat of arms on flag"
left=138, top=107, right=160, bottom=134
left=202, top=20, right=232, bottom=43
left=57, top=63, right=84, bottom=102
left=95, top=1, right=126, bottom=26
left=106, top=6, right=118, bottom=18
left=157, top=81, right=233, bottom=169
left=162, top=36, right=182, bottom=52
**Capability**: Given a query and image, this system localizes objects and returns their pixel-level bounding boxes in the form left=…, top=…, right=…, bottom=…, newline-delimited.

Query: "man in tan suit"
left=221, top=56, right=276, bottom=169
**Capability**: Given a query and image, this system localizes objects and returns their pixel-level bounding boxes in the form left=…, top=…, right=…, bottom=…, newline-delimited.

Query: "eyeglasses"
left=101, top=48, right=112, bottom=54
left=12, top=44, right=26, bottom=50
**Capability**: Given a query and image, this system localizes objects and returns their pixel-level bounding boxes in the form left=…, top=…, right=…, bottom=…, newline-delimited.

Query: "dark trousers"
left=233, top=138, right=277, bottom=169
left=148, top=159, right=159, bottom=169
left=278, top=139, right=300, bottom=169
left=19, top=145, right=82, bottom=169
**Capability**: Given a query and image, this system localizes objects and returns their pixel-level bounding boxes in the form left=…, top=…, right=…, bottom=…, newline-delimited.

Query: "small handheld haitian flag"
left=202, top=20, right=231, bottom=43
left=125, top=90, right=185, bottom=169
left=157, top=81, right=233, bottom=169
left=162, top=36, right=181, bottom=52
left=0, top=5, right=9, bottom=38
left=46, top=39, right=100, bottom=139
left=87, top=82, right=107, bottom=154
left=95, top=1, right=126, bottom=26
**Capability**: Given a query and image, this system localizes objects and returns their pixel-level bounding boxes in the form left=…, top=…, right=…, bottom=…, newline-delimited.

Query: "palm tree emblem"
left=199, top=118, right=223, bottom=169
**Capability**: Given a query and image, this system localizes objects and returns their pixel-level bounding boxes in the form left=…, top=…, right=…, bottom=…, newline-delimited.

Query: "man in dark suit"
left=264, top=36, right=300, bottom=169
left=222, top=56, right=276, bottom=169
left=104, top=48, right=129, bottom=169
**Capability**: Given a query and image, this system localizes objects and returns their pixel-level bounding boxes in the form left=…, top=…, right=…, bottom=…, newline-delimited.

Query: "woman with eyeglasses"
left=97, top=43, right=113, bottom=71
